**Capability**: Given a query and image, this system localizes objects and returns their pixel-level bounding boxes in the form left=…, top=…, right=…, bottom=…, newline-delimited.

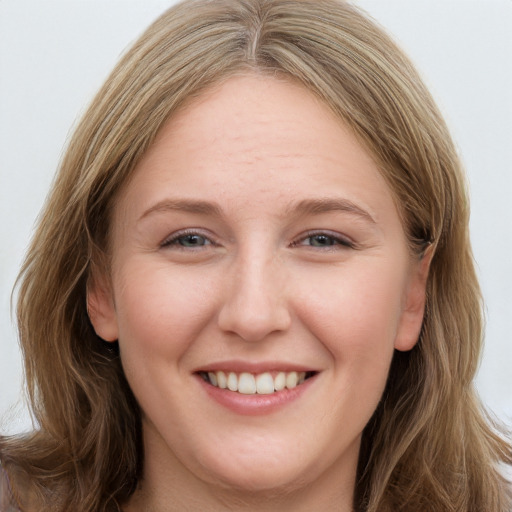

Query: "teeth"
left=256, top=372, right=274, bottom=394
left=274, top=372, right=286, bottom=391
left=217, top=371, right=227, bottom=389
left=286, top=372, right=298, bottom=389
left=238, top=373, right=256, bottom=394
left=207, top=372, right=217, bottom=387
left=227, top=372, right=238, bottom=391
left=202, top=370, right=310, bottom=395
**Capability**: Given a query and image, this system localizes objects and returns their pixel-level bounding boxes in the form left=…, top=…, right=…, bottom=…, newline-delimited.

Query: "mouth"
left=197, top=370, right=317, bottom=395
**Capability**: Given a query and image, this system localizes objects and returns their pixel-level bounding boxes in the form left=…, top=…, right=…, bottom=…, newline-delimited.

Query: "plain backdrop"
left=1, top=0, right=511, bottom=434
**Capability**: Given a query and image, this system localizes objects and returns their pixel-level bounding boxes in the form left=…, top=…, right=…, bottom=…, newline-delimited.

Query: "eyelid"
left=160, top=228, right=218, bottom=248
left=160, top=228, right=355, bottom=251
left=291, top=229, right=355, bottom=249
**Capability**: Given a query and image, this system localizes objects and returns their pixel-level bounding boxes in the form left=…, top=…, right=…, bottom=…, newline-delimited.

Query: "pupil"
left=181, top=235, right=203, bottom=246
left=312, top=235, right=332, bottom=246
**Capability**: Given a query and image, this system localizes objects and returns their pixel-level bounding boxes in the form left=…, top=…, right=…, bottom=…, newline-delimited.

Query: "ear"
left=86, top=271, right=119, bottom=342
left=394, top=245, right=434, bottom=352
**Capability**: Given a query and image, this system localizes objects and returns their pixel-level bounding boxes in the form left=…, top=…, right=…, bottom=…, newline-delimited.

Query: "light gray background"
left=1, top=0, right=511, bottom=434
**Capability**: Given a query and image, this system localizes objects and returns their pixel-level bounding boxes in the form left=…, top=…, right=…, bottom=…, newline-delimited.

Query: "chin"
left=193, top=447, right=315, bottom=494
left=209, top=466, right=313, bottom=496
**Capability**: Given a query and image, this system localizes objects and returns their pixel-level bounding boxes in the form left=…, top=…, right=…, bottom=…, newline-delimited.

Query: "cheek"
left=295, top=262, right=405, bottom=345
left=294, top=263, right=405, bottom=426
left=291, top=260, right=407, bottom=408
left=113, top=260, right=218, bottom=362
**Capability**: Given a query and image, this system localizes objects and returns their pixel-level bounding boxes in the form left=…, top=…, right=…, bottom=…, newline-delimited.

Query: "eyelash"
left=290, top=231, right=354, bottom=250
left=161, top=229, right=216, bottom=249
left=161, top=229, right=354, bottom=252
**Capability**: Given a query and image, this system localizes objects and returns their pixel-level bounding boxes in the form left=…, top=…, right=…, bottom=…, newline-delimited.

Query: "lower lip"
left=197, top=374, right=317, bottom=416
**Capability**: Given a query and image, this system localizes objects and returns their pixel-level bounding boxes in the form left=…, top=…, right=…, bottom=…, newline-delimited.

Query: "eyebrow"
left=287, top=198, right=376, bottom=224
left=139, top=199, right=223, bottom=221
left=138, top=197, right=376, bottom=224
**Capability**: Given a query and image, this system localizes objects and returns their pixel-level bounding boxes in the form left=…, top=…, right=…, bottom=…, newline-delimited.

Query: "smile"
left=198, top=371, right=316, bottom=395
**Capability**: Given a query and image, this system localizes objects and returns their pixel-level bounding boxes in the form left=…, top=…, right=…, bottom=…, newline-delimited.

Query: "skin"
left=88, top=74, right=431, bottom=511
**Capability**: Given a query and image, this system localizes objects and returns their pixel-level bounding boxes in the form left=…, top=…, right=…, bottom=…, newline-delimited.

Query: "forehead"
left=114, top=74, right=400, bottom=229
left=155, top=74, right=374, bottom=169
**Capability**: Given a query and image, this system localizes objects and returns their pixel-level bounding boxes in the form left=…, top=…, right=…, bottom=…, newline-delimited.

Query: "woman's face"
left=89, top=75, right=429, bottom=499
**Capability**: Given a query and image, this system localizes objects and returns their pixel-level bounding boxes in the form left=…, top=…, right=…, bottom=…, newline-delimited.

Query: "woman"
left=1, top=0, right=510, bottom=510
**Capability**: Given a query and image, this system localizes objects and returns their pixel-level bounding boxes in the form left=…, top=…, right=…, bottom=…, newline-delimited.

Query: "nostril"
left=217, top=272, right=291, bottom=342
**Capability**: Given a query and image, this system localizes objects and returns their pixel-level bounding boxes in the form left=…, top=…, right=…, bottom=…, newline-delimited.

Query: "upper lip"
left=194, top=360, right=319, bottom=374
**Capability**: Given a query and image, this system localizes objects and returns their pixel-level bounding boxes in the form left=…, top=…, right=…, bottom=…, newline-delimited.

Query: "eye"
left=305, top=234, right=339, bottom=247
left=161, top=230, right=214, bottom=249
left=293, top=231, right=354, bottom=249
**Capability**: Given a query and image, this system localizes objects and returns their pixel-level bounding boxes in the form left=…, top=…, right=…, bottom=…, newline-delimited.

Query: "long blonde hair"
left=1, top=1, right=510, bottom=510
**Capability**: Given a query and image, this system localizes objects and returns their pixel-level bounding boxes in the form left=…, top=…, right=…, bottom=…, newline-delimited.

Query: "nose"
left=217, top=251, right=292, bottom=342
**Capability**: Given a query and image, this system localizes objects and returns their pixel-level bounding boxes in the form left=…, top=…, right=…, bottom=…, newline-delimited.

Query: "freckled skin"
left=88, top=75, right=429, bottom=511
